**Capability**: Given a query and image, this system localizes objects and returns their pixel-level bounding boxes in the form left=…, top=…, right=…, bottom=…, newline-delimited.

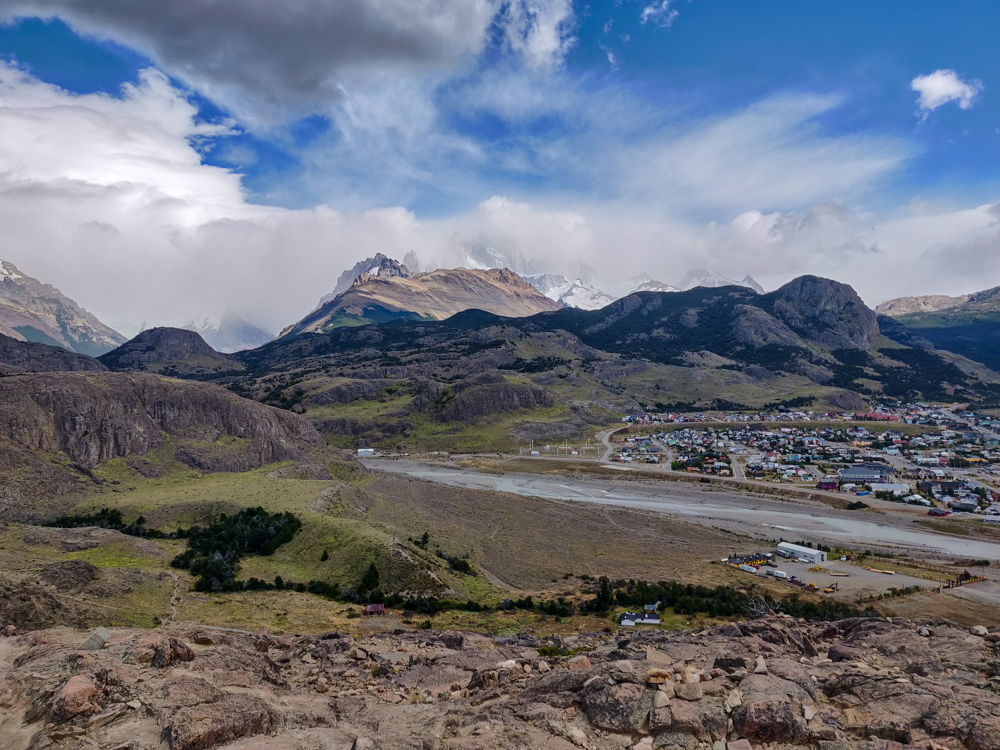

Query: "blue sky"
left=0, top=1, right=998, bottom=330
left=3, top=3, right=996, bottom=214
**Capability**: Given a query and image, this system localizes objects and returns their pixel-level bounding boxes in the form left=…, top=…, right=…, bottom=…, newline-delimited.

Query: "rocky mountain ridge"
left=0, top=260, right=125, bottom=356
left=280, top=267, right=563, bottom=337
left=0, top=333, right=107, bottom=375
left=0, top=615, right=998, bottom=750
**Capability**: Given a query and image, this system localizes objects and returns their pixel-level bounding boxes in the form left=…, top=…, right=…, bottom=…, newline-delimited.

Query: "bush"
left=320, top=549, right=329, bottom=562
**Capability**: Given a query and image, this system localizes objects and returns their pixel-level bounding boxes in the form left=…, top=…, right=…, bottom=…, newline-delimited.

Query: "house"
left=776, top=542, right=827, bottom=564
left=357, top=448, right=375, bottom=458
left=838, top=464, right=898, bottom=484
left=951, top=500, right=981, bottom=513
left=365, top=603, right=386, bottom=616
left=869, top=483, right=910, bottom=496
left=620, top=611, right=660, bottom=626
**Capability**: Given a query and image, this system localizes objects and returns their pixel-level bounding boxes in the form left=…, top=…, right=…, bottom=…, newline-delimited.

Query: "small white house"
left=620, top=611, right=660, bottom=627
left=357, top=448, right=375, bottom=458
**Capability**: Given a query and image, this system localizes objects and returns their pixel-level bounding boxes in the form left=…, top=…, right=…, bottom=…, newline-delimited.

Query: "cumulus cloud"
left=911, top=69, right=983, bottom=118
left=640, top=1, right=679, bottom=28
left=1, top=0, right=575, bottom=123
left=0, top=62, right=450, bottom=333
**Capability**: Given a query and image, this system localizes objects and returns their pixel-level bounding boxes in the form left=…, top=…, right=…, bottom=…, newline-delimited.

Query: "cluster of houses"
left=610, top=435, right=662, bottom=464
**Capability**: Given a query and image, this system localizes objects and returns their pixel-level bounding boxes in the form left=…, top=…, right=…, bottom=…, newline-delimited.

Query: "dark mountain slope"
left=99, top=327, right=243, bottom=377
left=879, top=286, right=1000, bottom=371
left=0, top=333, right=108, bottom=374
left=235, top=275, right=992, bottom=408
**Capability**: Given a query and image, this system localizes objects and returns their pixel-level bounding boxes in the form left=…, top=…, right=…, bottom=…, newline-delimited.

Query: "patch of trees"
left=169, top=507, right=302, bottom=592
left=45, top=508, right=158, bottom=538
left=436, top=548, right=476, bottom=575
left=578, top=577, right=875, bottom=621
left=501, top=356, right=570, bottom=373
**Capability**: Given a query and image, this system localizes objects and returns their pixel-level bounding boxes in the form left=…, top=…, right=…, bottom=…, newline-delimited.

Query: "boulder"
left=970, top=625, right=989, bottom=637
left=967, top=716, right=1000, bottom=750
left=79, top=627, right=111, bottom=650
left=732, top=695, right=801, bottom=744
left=580, top=682, right=651, bottom=732
left=50, top=674, right=101, bottom=723
left=566, top=655, right=592, bottom=671
left=675, top=681, right=703, bottom=701
left=162, top=693, right=271, bottom=750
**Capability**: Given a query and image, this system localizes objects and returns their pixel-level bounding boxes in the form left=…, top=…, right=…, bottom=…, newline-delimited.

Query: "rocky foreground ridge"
left=1, top=616, right=999, bottom=750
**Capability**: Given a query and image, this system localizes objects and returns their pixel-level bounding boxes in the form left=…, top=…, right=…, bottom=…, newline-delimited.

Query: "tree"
left=361, top=563, right=380, bottom=591
left=595, top=576, right=614, bottom=613
left=417, top=532, right=430, bottom=549
left=274, top=575, right=284, bottom=589
left=320, top=549, right=329, bottom=562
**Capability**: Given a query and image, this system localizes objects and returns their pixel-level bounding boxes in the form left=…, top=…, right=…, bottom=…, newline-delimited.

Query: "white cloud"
left=640, top=1, right=679, bottom=28
left=498, top=0, right=577, bottom=70
left=911, top=69, right=983, bottom=118
left=2, top=0, right=576, bottom=124
left=1, top=55, right=999, bottom=340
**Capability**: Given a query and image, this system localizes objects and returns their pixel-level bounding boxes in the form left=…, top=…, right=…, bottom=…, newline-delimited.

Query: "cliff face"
left=0, top=334, right=108, bottom=375
left=0, top=372, right=323, bottom=470
left=766, top=276, right=880, bottom=350
left=0, top=260, right=125, bottom=356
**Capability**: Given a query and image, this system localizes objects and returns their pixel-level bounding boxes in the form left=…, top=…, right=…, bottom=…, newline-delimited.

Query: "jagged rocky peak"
left=185, top=312, right=274, bottom=353
left=769, top=275, right=879, bottom=349
left=279, top=266, right=563, bottom=337
left=98, top=327, right=242, bottom=375
left=317, top=253, right=411, bottom=308
left=403, top=250, right=423, bottom=273
left=629, top=273, right=680, bottom=293
left=680, top=269, right=764, bottom=294
left=448, top=240, right=533, bottom=274
left=0, top=259, right=125, bottom=356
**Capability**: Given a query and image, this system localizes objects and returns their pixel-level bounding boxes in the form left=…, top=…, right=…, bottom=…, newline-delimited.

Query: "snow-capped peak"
left=679, top=269, right=763, bottom=293
left=0, top=260, right=23, bottom=281
left=524, top=273, right=616, bottom=311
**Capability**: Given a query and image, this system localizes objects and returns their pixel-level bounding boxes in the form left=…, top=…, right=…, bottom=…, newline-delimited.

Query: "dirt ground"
left=355, top=472, right=747, bottom=592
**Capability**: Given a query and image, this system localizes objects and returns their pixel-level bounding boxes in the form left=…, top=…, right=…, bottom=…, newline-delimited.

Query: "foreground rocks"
left=0, top=616, right=999, bottom=750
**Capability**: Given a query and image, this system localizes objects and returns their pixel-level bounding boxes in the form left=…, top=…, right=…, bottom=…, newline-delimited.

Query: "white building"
left=357, top=448, right=375, bottom=457
left=776, top=542, right=827, bottom=563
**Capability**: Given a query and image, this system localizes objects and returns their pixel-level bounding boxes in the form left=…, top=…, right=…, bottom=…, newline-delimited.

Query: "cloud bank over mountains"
left=0, top=4, right=998, bottom=335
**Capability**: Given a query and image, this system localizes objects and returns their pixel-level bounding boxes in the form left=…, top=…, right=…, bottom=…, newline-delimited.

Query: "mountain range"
left=878, top=285, right=1000, bottom=371
left=4, top=261, right=1000, bottom=454
left=0, top=260, right=125, bottom=356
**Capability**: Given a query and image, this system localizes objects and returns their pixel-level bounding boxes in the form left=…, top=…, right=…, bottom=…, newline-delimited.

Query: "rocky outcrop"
left=1, top=617, right=999, bottom=750
left=0, top=260, right=125, bottom=356
left=0, top=333, right=107, bottom=374
left=98, top=327, right=242, bottom=376
left=438, top=380, right=554, bottom=422
left=316, top=253, right=413, bottom=309
left=0, top=372, right=322, bottom=470
left=768, top=275, right=880, bottom=350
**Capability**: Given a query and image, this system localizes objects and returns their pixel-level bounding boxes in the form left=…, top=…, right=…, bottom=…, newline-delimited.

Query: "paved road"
left=364, top=459, right=1000, bottom=561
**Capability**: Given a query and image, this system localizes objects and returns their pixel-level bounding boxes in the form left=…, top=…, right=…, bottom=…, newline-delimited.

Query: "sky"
left=1, top=1, right=999, bottom=335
